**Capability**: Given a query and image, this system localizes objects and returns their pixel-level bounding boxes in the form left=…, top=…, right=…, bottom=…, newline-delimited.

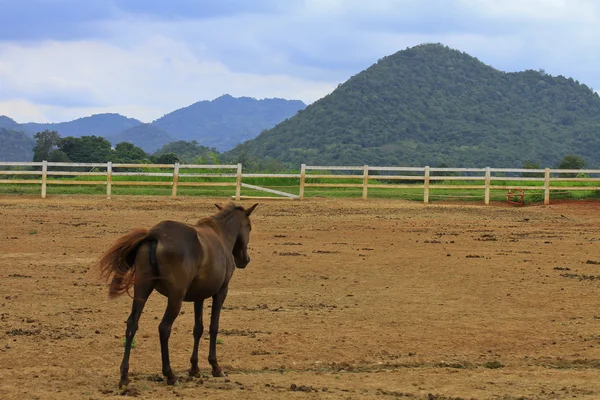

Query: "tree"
left=48, top=150, right=71, bottom=163
left=153, top=140, right=219, bottom=163
left=521, top=160, right=543, bottom=178
left=58, top=136, right=113, bottom=163
left=113, top=142, right=149, bottom=163
left=558, top=154, right=586, bottom=178
left=33, top=130, right=61, bottom=162
left=431, top=163, right=458, bottom=177
left=153, top=152, right=180, bottom=164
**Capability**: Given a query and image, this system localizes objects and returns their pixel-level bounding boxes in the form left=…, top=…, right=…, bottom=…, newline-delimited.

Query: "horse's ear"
left=245, top=203, right=258, bottom=216
left=214, top=203, right=223, bottom=210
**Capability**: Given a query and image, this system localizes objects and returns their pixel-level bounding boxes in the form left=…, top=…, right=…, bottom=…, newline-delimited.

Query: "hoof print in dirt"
left=145, top=374, right=164, bottom=382
left=290, top=383, right=317, bottom=392
left=119, top=386, right=140, bottom=397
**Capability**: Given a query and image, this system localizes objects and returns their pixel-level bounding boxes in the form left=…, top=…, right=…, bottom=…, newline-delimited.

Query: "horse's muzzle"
left=237, top=256, right=250, bottom=269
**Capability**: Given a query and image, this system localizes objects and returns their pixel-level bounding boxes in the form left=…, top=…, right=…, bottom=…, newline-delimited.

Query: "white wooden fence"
left=1, top=161, right=599, bottom=205
left=300, top=164, right=600, bottom=205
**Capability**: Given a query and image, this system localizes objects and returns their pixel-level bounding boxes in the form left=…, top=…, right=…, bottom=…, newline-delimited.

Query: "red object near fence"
left=507, top=190, right=524, bottom=206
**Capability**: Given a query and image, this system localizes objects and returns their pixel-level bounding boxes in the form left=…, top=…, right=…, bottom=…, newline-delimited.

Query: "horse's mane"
left=195, top=203, right=244, bottom=230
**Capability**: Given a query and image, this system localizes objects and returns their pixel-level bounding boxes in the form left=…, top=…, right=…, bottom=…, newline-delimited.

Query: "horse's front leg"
left=208, top=287, right=228, bottom=377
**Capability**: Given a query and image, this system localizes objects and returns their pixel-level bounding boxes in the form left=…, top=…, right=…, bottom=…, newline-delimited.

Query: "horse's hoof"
left=189, top=367, right=200, bottom=377
left=118, top=378, right=130, bottom=389
left=212, top=369, right=226, bottom=378
left=167, top=375, right=179, bottom=385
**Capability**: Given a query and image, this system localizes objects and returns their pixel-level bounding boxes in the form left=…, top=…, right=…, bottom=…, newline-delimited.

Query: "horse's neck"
left=215, top=214, right=239, bottom=250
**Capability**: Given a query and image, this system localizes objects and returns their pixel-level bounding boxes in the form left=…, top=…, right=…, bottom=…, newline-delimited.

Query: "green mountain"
left=151, top=95, right=306, bottom=151
left=0, top=128, right=35, bottom=161
left=107, top=124, right=175, bottom=153
left=21, top=113, right=141, bottom=138
left=227, top=43, right=600, bottom=168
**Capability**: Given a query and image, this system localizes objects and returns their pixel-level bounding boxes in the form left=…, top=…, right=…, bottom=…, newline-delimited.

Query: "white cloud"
left=0, top=37, right=335, bottom=123
left=0, top=99, right=47, bottom=123
left=461, top=0, right=599, bottom=22
left=1, top=0, right=600, bottom=123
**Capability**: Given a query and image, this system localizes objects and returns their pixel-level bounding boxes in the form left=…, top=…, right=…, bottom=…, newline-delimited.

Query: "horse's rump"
left=96, top=228, right=151, bottom=299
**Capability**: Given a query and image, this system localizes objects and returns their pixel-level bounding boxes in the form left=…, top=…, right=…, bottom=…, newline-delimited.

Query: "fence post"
left=171, top=163, right=180, bottom=198
left=299, top=164, right=306, bottom=200
left=544, top=168, right=550, bottom=205
left=362, top=165, right=369, bottom=199
left=106, top=162, right=112, bottom=199
left=41, top=160, right=48, bottom=199
left=423, top=166, right=430, bottom=204
left=235, top=163, right=242, bottom=201
left=483, top=167, right=491, bottom=205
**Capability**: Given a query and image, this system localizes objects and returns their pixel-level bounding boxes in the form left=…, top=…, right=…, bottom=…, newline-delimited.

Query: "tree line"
left=32, top=130, right=220, bottom=165
left=31, top=129, right=589, bottom=178
left=30, top=130, right=290, bottom=172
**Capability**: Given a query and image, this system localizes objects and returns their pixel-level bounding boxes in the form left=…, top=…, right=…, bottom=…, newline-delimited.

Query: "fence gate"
left=236, top=182, right=299, bottom=200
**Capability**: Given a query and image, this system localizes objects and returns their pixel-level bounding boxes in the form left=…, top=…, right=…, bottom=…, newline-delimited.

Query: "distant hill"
left=1, top=96, right=306, bottom=158
left=107, top=124, right=175, bottom=153
left=151, top=95, right=306, bottom=151
left=227, top=43, right=600, bottom=168
left=0, top=128, right=35, bottom=161
left=0, top=116, right=22, bottom=131
left=21, top=113, right=141, bottom=138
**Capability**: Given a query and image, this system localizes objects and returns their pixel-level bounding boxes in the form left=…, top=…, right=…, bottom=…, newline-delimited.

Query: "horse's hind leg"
left=208, top=287, right=228, bottom=377
left=159, top=296, right=183, bottom=385
left=189, top=300, right=204, bottom=377
left=119, top=280, right=154, bottom=388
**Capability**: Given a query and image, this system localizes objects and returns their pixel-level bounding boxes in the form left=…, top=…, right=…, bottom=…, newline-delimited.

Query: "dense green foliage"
left=29, top=132, right=227, bottom=165
left=30, top=131, right=150, bottom=164
left=33, top=130, right=61, bottom=162
left=151, top=95, right=305, bottom=151
left=558, top=154, right=586, bottom=170
left=0, top=128, right=35, bottom=161
left=107, top=123, right=175, bottom=153
left=113, top=142, right=151, bottom=163
left=557, top=154, right=586, bottom=177
left=153, top=140, right=219, bottom=163
left=152, top=152, right=181, bottom=164
left=227, top=43, right=600, bottom=168
left=59, top=136, right=114, bottom=163
left=521, top=160, right=543, bottom=178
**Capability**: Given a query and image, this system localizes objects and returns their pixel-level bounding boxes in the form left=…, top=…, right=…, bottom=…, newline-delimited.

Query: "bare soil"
left=2, top=196, right=600, bottom=399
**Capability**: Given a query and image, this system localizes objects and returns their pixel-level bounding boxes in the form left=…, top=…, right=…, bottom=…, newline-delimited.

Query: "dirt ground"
left=2, top=196, right=600, bottom=399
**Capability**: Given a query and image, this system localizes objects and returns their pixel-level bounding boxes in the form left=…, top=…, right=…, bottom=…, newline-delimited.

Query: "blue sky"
left=0, top=0, right=598, bottom=123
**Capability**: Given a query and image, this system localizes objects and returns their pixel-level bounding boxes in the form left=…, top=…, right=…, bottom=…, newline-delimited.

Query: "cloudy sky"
left=0, top=0, right=598, bottom=123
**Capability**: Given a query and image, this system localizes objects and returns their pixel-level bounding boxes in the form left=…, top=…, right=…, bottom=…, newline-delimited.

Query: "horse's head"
left=215, top=203, right=258, bottom=269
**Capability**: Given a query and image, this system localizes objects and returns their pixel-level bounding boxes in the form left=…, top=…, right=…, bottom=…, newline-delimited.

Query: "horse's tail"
left=96, top=228, right=151, bottom=299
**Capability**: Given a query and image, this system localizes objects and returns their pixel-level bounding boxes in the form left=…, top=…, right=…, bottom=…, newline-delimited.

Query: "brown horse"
left=96, top=202, right=258, bottom=387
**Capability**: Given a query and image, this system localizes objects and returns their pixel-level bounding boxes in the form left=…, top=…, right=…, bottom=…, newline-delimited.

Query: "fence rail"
left=1, top=161, right=600, bottom=205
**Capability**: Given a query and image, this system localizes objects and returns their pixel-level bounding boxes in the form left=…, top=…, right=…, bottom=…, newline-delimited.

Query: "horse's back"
left=149, top=220, right=231, bottom=301
left=151, top=220, right=201, bottom=260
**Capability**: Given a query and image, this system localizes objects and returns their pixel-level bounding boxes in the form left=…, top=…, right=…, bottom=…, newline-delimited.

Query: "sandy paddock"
left=2, top=196, right=600, bottom=399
